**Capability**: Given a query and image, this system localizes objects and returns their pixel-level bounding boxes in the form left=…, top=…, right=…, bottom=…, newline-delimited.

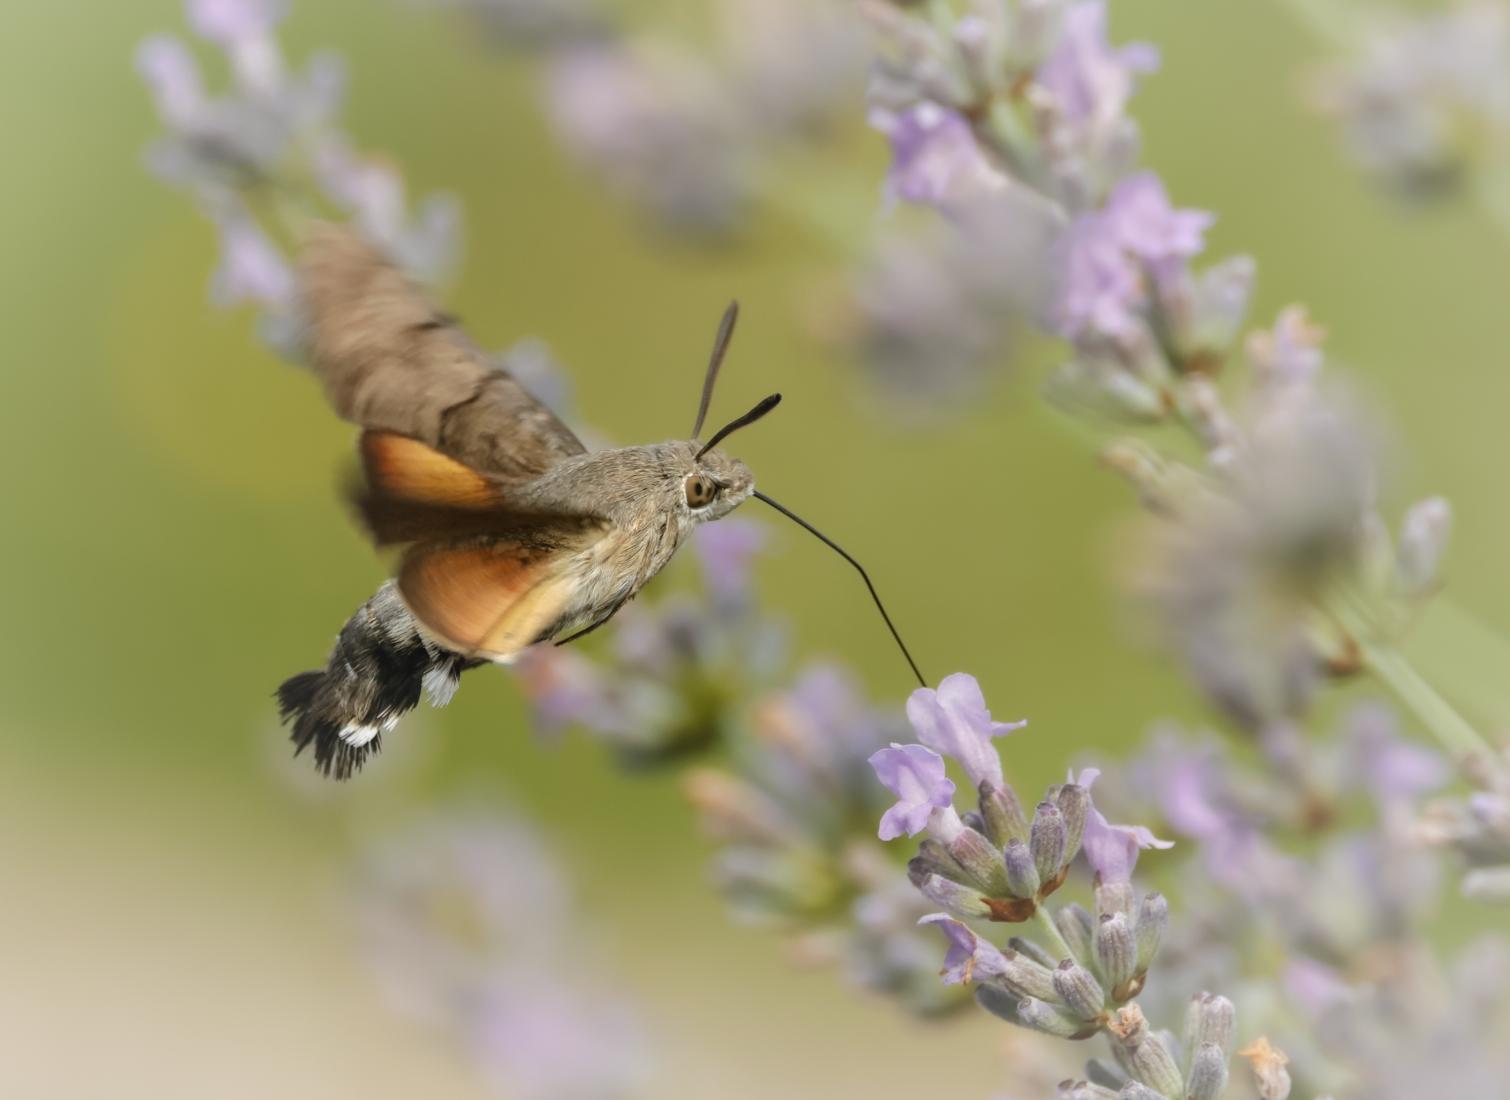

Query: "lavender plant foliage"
left=352, top=808, right=650, bottom=1099
left=138, top=0, right=460, bottom=356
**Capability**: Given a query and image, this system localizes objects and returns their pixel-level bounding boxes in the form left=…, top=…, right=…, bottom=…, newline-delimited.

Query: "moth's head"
left=678, top=445, right=754, bottom=522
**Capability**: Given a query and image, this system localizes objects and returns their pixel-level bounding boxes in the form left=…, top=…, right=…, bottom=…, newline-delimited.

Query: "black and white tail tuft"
left=276, top=582, right=469, bottom=779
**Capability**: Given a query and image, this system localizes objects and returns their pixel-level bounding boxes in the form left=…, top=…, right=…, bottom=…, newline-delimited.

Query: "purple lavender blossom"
left=1072, top=767, right=1173, bottom=884
left=873, top=103, right=1007, bottom=211
left=870, top=743, right=956, bottom=840
left=1343, top=701, right=1448, bottom=807
left=918, top=913, right=1011, bottom=985
left=1054, top=173, right=1212, bottom=339
left=1036, top=2, right=1160, bottom=129
left=905, top=672, right=1026, bottom=790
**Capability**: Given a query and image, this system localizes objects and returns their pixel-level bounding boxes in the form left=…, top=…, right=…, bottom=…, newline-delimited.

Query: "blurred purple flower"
left=1037, top=2, right=1159, bottom=127
left=918, top=913, right=1011, bottom=985
left=207, top=201, right=295, bottom=307
left=1102, top=172, right=1213, bottom=276
left=1247, top=306, right=1325, bottom=386
left=137, top=35, right=204, bottom=127
left=870, top=742, right=956, bottom=840
left=545, top=42, right=746, bottom=232
left=905, top=672, right=1026, bottom=790
left=469, top=980, right=649, bottom=1100
left=873, top=103, right=1007, bottom=210
left=1054, top=208, right=1145, bottom=338
left=692, top=517, right=766, bottom=605
left=1054, top=172, right=1211, bottom=340
left=188, top=0, right=287, bottom=44
left=1344, top=702, right=1449, bottom=807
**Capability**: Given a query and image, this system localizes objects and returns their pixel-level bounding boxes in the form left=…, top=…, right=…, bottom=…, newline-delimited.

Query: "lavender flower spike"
left=870, top=743, right=957, bottom=840
left=906, top=672, right=1027, bottom=789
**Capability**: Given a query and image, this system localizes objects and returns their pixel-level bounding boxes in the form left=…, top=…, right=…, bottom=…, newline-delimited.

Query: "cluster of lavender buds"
left=138, top=0, right=460, bottom=354
left=865, top=672, right=1342, bottom=1100
left=1300, top=0, right=1510, bottom=200
left=352, top=807, right=649, bottom=1099
left=682, top=663, right=971, bottom=1012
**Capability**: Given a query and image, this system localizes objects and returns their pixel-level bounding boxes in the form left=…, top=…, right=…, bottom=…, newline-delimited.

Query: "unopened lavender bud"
left=1010, top=935, right=1056, bottom=969
left=1096, top=913, right=1137, bottom=990
left=1112, top=1021, right=1184, bottom=1099
left=980, top=779, right=1029, bottom=845
left=998, top=951, right=1059, bottom=1001
left=1086, top=1059, right=1128, bottom=1092
left=1056, top=783, right=1091, bottom=862
left=915, top=872, right=991, bottom=919
left=1183, top=992, right=1236, bottom=1060
left=1116, top=1084, right=1168, bottom=1100
left=1186, top=1042, right=1229, bottom=1100
left=1016, top=995, right=1087, bottom=1039
left=910, top=840, right=966, bottom=884
left=1003, top=838, right=1042, bottom=898
left=975, top=983, right=1021, bottom=1023
left=1057, top=1082, right=1120, bottom=1100
left=1031, top=801, right=1068, bottom=882
left=1055, top=903, right=1095, bottom=963
left=949, top=826, right=1012, bottom=894
left=1135, top=892, right=1168, bottom=972
left=1053, top=959, right=1108, bottom=1022
left=1396, top=496, right=1452, bottom=596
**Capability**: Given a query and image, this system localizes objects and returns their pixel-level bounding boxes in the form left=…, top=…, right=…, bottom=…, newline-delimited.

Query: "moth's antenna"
left=752, top=490, right=927, bottom=688
left=692, top=301, right=740, bottom=439
left=697, top=393, right=781, bottom=458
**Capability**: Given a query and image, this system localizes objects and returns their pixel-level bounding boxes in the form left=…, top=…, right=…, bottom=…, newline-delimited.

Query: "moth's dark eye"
left=685, top=475, right=719, bottom=508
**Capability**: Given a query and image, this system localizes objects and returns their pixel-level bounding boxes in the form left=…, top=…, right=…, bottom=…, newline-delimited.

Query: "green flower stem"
left=1362, top=641, right=1496, bottom=764
left=1033, top=905, right=1078, bottom=965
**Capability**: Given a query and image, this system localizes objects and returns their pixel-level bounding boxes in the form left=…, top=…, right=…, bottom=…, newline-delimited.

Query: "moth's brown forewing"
left=299, top=222, right=586, bottom=480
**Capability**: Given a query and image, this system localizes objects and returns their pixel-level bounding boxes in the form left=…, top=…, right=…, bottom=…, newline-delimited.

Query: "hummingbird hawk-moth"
left=278, top=223, right=923, bottom=778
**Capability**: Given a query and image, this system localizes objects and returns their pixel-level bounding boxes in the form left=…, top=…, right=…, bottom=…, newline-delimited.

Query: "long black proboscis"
left=697, top=393, right=782, bottom=459
left=752, top=490, right=927, bottom=688
left=692, top=301, right=740, bottom=440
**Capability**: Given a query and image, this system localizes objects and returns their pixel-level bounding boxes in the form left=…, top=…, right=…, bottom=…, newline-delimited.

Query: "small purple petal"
left=1101, top=172, right=1213, bottom=269
left=1037, top=2, right=1159, bottom=126
left=874, top=103, right=1007, bottom=210
left=1344, top=702, right=1448, bottom=805
left=906, top=673, right=1025, bottom=789
left=1081, top=800, right=1173, bottom=884
left=869, top=743, right=956, bottom=841
left=918, top=913, right=1009, bottom=985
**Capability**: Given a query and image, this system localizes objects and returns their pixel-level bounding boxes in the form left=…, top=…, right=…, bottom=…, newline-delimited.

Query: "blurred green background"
left=5, top=1, right=1510, bottom=1096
